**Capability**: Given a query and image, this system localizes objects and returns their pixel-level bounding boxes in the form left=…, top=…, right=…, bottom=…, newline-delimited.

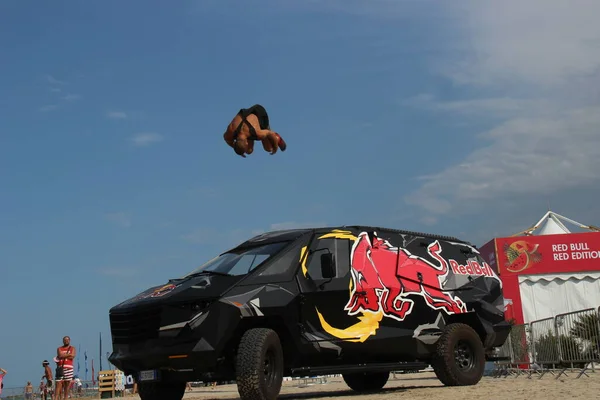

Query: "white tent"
left=513, top=210, right=600, bottom=237
left=519, top=271, right=600, bottom=322
left=510, top=211, right=600, bottom=323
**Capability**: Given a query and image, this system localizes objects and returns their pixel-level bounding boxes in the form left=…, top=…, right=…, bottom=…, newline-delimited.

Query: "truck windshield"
left=182, top=241, right=290, bottom=277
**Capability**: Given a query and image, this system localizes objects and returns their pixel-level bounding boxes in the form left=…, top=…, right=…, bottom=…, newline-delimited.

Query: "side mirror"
left=320, top=253, right=336, bottom=279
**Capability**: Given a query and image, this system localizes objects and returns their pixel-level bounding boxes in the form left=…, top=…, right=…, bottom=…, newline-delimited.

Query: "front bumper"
left=109, top=336, right=220, bottom=372
left=108, top=301, right=242, bottom=377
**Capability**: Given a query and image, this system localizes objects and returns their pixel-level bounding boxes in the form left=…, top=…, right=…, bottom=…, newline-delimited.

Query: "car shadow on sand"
left=196, top=384, right=444, bottom=400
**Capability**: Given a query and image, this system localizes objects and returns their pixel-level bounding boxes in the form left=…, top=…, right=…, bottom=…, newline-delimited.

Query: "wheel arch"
left=446, top=312, right=491, bottom=348
left=225, top=316, right=299, bottom=371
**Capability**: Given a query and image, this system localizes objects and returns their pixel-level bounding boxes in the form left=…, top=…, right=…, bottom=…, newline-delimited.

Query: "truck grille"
left=110, top=306, right=162, bottom=345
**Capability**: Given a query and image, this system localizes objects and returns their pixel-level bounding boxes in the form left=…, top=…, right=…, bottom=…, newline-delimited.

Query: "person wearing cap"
left=41, top=360, right=53, bottom=399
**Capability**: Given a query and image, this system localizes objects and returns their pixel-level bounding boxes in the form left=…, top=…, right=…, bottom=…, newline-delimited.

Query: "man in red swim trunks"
left=55, top=336, right=76, bottom=400
left=223, top=104, right=287, bottom=158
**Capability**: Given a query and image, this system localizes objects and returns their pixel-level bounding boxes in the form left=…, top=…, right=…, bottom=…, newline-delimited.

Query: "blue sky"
left=1, top=0, right=600, bottom=388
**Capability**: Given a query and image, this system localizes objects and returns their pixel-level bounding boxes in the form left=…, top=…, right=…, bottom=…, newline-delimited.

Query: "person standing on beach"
left=24, top=381, right=33, bottom=399
left=55, top=336, right=76, bottom=400
left=0, top=367, right=7, bottom=396
left=41, top=360, right=53, bottom=400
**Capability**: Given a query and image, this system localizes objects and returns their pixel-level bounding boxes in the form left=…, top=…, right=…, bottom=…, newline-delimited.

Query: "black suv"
left=108, top=226, right=510, bottom=400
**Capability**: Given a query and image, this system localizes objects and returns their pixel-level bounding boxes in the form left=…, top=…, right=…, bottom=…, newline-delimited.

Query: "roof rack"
left=340, top=225, right=469, bottom=244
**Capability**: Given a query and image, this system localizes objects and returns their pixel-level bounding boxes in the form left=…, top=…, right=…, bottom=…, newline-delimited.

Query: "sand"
left=104, top=369, right=600, bottom=400
left=174, top=370, right=600, bottom=400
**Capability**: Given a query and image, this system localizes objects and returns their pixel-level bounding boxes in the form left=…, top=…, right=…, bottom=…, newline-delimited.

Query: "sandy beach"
left=105, top=370, right=600, bottom=400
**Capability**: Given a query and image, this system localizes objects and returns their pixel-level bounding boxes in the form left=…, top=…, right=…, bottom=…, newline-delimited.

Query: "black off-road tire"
left=137, top=381, right=186, bottom=400
left=431, top=323, right=485, bottom=386
left=236, top=328, right=284, bottom=400
left=342, top=371, right=390, bottom=392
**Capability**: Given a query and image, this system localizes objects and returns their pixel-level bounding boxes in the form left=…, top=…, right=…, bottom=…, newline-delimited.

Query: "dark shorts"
left=239, top=104, right=270, bottom=130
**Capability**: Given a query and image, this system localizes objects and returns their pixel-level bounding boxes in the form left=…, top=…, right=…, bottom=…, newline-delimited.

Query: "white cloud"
left=61, top=94, right=81, bottom=101
left=404, top=0, right=600, bottom=225
left=406, top=106, right=600, bottom=215
left=39, top=105, right=59, bottom=112
left=131, top=132, right=164, bottom=146
left=104, top=212, right=132, bottom=228
left=46, top=74, right=66, bottom=86
left=107, top=111, right=127, bottom=120
left=437, top=0, right=600, bottom=89
left=403, top=94, right=558, bottom=119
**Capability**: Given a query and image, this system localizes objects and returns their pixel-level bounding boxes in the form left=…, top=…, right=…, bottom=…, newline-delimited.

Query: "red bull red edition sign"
left=480, top=231, right=600, bottom=324
left=481, top=231, right=600, bottom=276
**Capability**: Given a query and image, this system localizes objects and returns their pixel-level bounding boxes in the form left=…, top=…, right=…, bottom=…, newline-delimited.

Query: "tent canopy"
left=513, top=210, right=600, bottom=236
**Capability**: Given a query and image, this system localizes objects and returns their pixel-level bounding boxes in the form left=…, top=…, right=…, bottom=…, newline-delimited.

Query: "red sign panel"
left=496, top=232, right=600, bottom=276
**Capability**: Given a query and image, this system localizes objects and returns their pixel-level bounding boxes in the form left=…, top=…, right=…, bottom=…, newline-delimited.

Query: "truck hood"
left=110, top=273, right=244, bottom=312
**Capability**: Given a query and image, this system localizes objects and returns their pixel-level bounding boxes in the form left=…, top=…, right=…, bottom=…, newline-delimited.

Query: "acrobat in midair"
left=223, top=104, right=287, bottom=158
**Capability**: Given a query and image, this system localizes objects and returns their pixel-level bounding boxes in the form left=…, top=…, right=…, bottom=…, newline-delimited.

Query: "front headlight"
left=158, top=300, right=213, bottom=337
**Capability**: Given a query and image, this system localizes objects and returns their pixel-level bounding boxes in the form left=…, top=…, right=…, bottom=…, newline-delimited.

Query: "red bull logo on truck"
left=448, top=259, right=496, bottom=278
left=344, top=232, right=467, bottom=322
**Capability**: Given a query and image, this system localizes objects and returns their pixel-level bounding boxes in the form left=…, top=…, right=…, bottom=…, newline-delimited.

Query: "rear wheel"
left=431, top=323, right=485, bottom=386
left=342, top=371, right=389, bottom=392
left=235, top=328, right=284, bottom=400
left=137, top=381, right=186, bottom=400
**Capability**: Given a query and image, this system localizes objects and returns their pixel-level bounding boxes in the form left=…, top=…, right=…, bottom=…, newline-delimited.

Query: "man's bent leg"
left=256, top=130, right=285, bottom=154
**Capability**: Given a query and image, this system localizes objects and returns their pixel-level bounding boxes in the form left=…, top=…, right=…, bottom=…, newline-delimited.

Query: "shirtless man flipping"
left=223, top=104, right=287, bottom=158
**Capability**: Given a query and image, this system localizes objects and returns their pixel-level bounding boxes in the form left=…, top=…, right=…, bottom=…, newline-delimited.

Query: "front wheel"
left=431, top=323, right=485, bottom=386
left=236, top=328, right=284, bottom=400
left=137, top=381, right=186, bottom=400
left=342, top=371, right=389, bottom=392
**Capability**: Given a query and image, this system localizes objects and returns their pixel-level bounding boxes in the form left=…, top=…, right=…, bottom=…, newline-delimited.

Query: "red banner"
left=495, top=232, right=600, bottom=276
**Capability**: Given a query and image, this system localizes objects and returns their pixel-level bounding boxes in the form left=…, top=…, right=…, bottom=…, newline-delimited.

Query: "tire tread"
left=236, top=328, right=283, bottom=400
left=431, top=322, right=485, bottom=387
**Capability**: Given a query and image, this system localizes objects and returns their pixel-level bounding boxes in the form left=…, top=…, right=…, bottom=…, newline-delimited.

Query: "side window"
left=306, top=238, right=351, bottom=280
left=228, top=254, right=270, bottom=275
left=257, top=240, right=306, bottom=277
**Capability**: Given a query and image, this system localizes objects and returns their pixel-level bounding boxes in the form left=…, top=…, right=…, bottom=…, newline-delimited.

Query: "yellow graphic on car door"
left=303, top=229, right=383, bottom=342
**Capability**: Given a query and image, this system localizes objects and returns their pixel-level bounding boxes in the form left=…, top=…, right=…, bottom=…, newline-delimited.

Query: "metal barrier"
left=490, top=332, right=513, bottom=378
left=492, top=306, right=600, bottom=380
left=0, top=379, right=97, bottom=399
left=510, top=323, right=531, bottom=377
left=530, top=317, right=559, bottom=378
left=554, top=308, right=600, bottom=379
left=293, top=375, right=330, bottom=387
